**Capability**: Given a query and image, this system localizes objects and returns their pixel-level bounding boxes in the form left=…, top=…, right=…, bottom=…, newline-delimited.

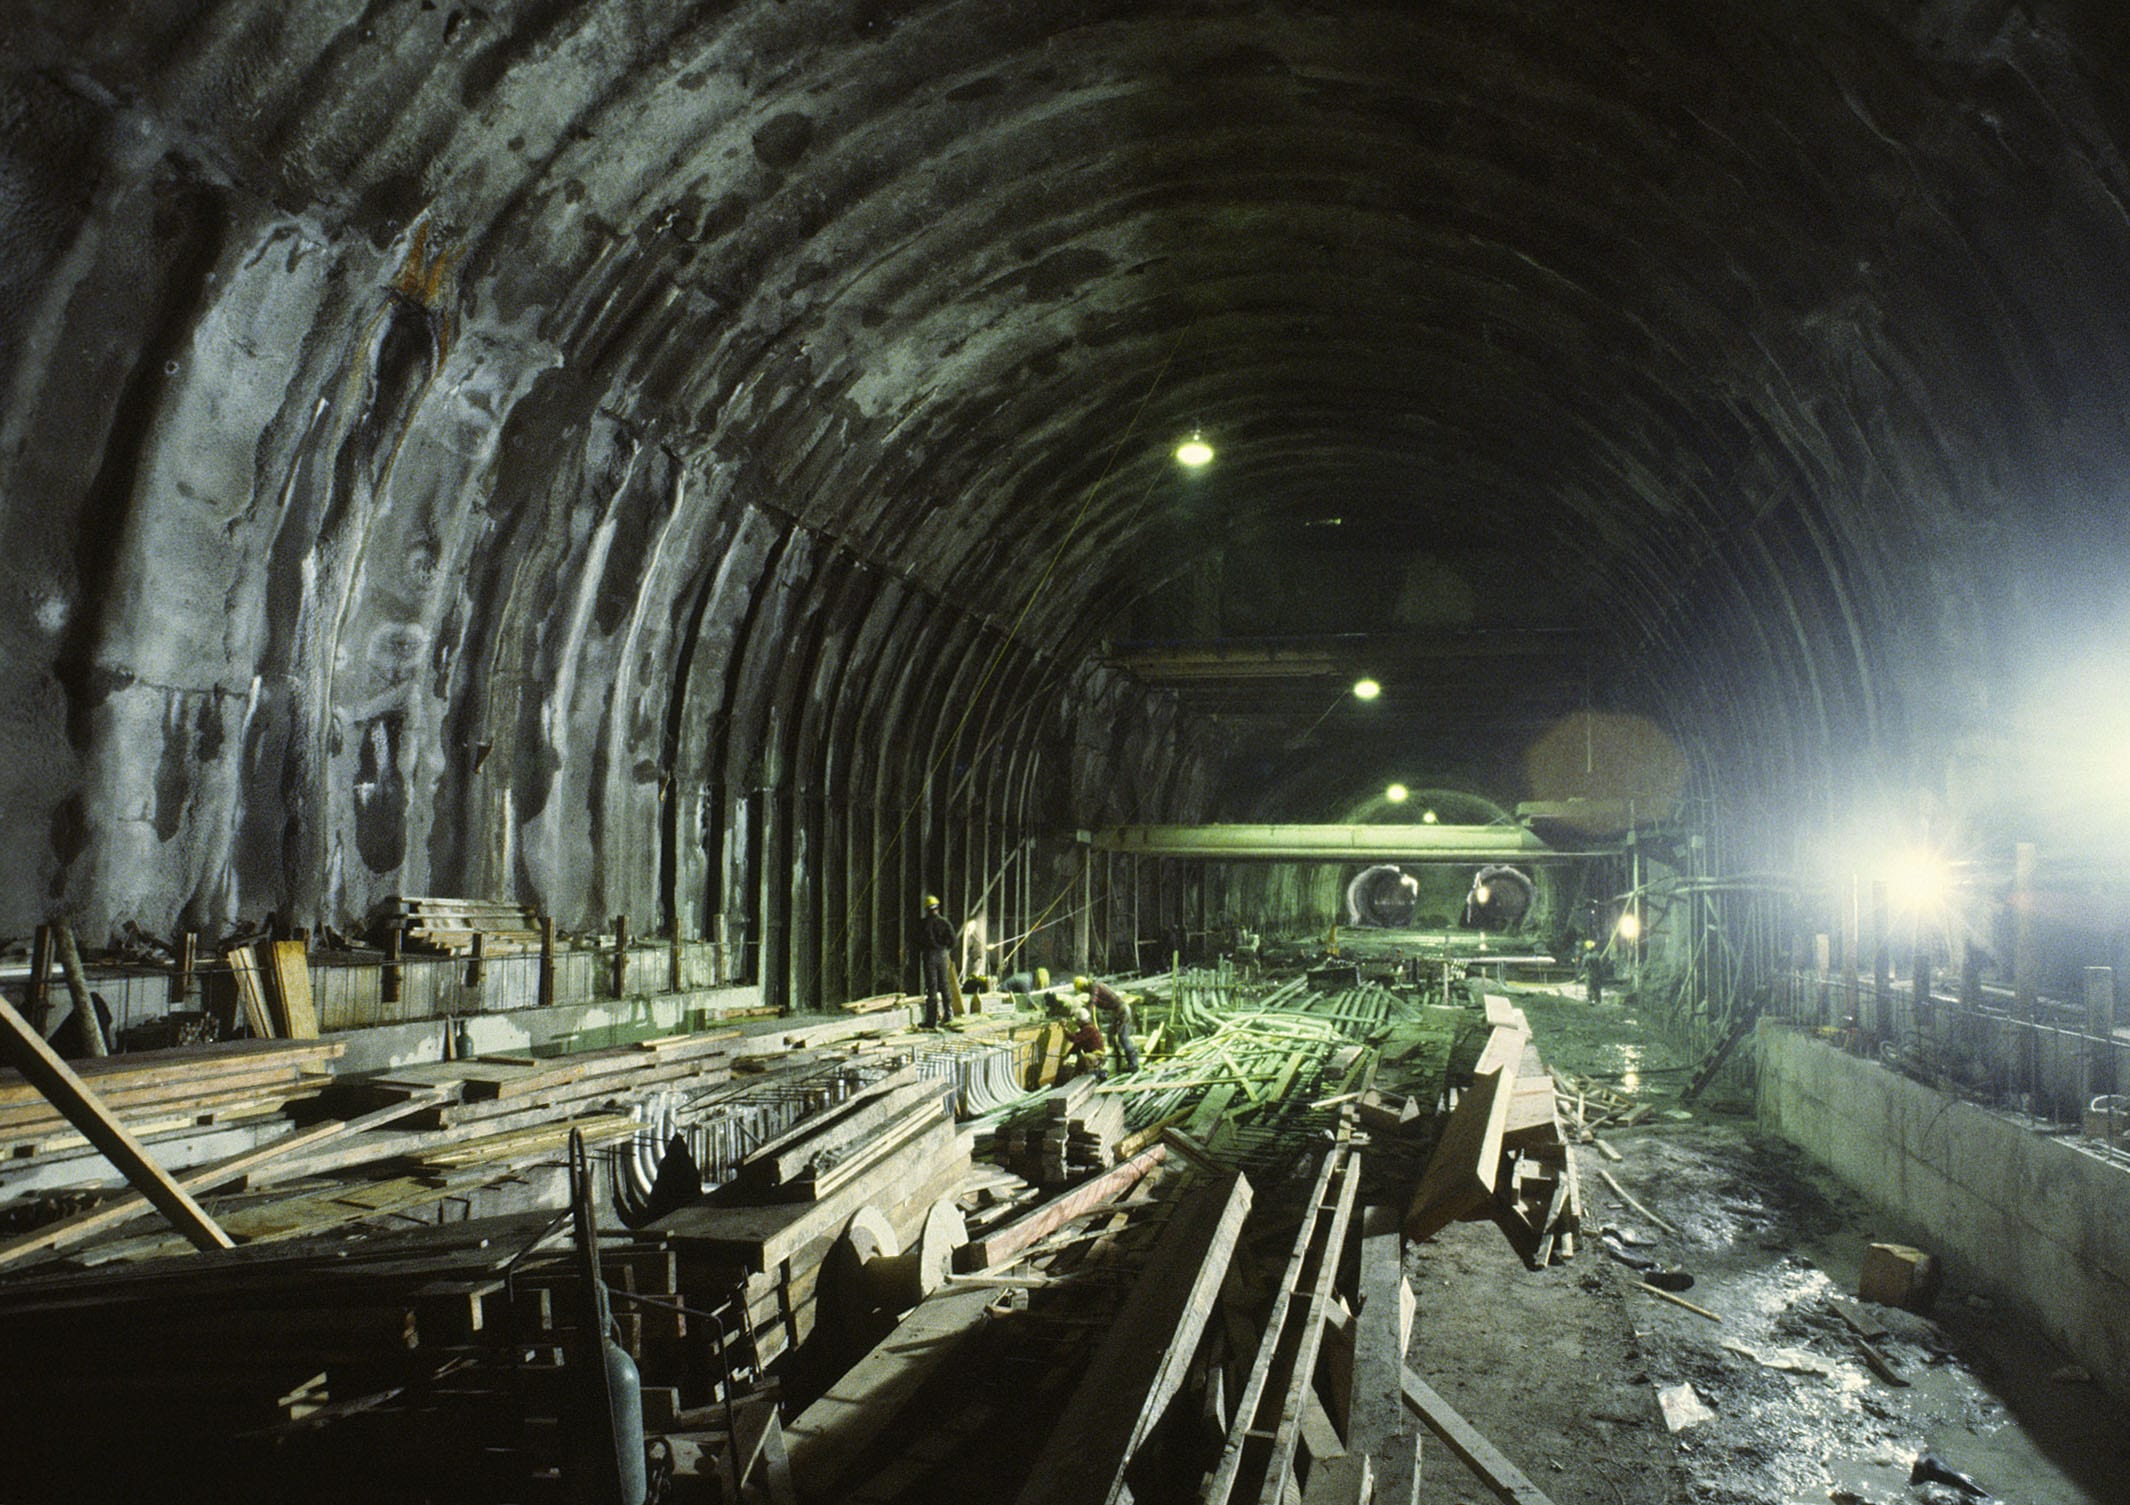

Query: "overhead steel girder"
left=1087, top=824, right=1612, bottom=862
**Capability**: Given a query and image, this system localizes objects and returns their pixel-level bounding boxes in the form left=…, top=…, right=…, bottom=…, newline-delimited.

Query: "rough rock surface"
left=2, top=2, right=2127, bottom=990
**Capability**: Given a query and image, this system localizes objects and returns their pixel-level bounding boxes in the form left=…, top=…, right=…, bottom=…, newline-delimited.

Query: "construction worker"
left=1074, top=975, right=1141, bottom=1073
left=1065, top=1006, right=1107, bottom=1080
left=1000, top=965, right=1050, bottom=1009
left=918, top=895, right=957, bottom=1029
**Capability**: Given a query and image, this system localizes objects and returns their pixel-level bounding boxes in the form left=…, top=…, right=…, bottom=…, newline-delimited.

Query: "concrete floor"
left=1403, top=987, right=2130, bottom=1505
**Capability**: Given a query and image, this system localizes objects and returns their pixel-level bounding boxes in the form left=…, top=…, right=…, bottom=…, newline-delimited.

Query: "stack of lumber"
left=992, top=1077, right=1129, bottom=1185
left=0, top=1037, right=341, bottom=1164
left=1405, top=995, right=1582, bottom=1266
left=651, top=1078, right=973, bottom=1370
left=368, top=895, right=544, bottom=955
left=0, top=1208, right=765, bottom=1502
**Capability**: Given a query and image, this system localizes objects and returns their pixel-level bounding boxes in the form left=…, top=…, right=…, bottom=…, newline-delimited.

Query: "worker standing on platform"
left=1075, top=975, right=1141, bottom=1073
left=919, top=895, right=957, bottom=1029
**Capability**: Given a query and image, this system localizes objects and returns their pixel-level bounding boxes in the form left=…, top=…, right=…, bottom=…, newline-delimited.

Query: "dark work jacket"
left=920, top=912, right=955, bottom=952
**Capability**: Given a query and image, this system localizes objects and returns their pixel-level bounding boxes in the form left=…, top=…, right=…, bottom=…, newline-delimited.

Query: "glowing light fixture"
left=1886, top=847, right=1953, bottom=911
left=1385, top=783, right=1409, bottom=804
left=1174, top=433, right=1215, bottom=468
left=1615, top=909, right=1643, bottom=942
left=1352, top=678, right=1382, bottom=701
left=1473, top=883, right=1493, bottom=905
left=1421, top=808, right=1439, bottom=824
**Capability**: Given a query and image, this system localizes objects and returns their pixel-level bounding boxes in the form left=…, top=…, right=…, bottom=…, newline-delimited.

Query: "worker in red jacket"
left=1066, top=1006, right=1108, bottom=1080
left=1075, top=975, right=1141, bottom=1073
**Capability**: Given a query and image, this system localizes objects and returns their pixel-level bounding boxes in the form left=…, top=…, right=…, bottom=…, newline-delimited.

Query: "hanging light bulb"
left=1385, top=783, right=1409, bottom=803
left=1174, top=432, right=1214, bottom=467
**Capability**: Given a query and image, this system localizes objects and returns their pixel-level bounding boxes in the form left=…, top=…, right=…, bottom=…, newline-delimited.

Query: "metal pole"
left=2013, top=842, right=2038, bottom=1104
left=1871, top=880, right=1890, bottom=1041
left=2086, top=966, right=2116, bottom=1101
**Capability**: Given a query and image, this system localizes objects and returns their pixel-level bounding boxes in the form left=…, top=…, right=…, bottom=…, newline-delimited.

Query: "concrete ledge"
left=322, top=981, right=770, bottom=1076
left=1756, top=1021, right=2130, bottom=1400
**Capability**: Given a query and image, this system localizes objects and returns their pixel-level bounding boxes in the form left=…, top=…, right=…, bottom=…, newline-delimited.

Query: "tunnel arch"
left=4, top=1, right=2130, bottom=1002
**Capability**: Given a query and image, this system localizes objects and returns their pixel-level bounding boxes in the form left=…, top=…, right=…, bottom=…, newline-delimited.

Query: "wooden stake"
left=1634, top=1281, right=1720, bottom=1322
left=27, top=924, right=53, bottom=1031
left=175, top=931, right=197, bottom=1005
left=0, top=994, right=233, bottom=1251
left=1597, top=1166, right=1678, bottom=1236
left=52, top=922, right=107, bottom=1057
left=1401, top=1365, right=1558, bottom=1505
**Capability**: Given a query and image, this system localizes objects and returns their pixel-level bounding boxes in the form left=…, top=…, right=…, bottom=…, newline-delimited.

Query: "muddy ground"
left=1402, top=987, right=2130, bottom=1505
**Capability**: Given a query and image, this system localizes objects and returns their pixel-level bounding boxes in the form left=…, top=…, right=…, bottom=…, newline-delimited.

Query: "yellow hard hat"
left=924, top=895, right=940, bottom=909
left=1073, top=975, right=1091, bottom=992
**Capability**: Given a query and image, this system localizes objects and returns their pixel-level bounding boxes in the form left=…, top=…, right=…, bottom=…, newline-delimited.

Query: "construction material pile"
left=990, top=1075, right=1129, bottom=1185
left=1406, top=993, right=1584, bottom=1268
left=0, top=1037, right=339, bottom=1165
left=651, top=1065, right=972, bottom=1373
left=0, top=1208, right=748, bottom=1501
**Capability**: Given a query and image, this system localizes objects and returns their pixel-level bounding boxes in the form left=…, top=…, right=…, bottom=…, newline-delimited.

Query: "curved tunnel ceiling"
left=5, top=0, right=2130, bottom=948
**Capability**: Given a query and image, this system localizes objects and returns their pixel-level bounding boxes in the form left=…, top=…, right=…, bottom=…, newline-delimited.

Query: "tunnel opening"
left=1460, top=863, right=1535, bottom=934
left=1344, top=862, right=1419, bottom=928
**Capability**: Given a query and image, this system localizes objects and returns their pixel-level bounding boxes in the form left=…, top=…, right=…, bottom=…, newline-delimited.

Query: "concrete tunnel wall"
left=6, top=3, right=2130, bottom=1008
left=1758, top=1023, right=2130, bottom=1401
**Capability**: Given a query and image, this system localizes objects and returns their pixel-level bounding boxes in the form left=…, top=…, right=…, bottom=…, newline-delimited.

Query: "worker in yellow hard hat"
left=918, top=894, right=956, bottom=1028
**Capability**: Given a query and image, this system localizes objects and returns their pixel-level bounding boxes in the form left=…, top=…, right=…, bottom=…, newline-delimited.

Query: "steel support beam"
left=1087, top=823, right=1605, bottom=862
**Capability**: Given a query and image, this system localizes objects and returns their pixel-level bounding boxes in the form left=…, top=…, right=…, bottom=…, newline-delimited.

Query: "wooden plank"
left=1255, top=1146, right=1363, bottom=1504
left=1405, top=1060, right=1517, bottom=1242
left=955, top=1144, right=1168, bottom=1273
left=1349, top=1206, right=1420, bottom=1504
left=786, top=1286, right=999, bottom=1497
left=734, top=1070, right=927, bottom=1186
left=0, top=995, right=234, bottom=1252
left=228, top=946, right=275, bottom=1038
left=1014, top=1170, right=1255, bottom=1505
left=1400, top=1366, right=1557, bottom=1505
left=1200, top=1140, right=1350, bottom=1505
left=266, top=940, right=319, bottom=1039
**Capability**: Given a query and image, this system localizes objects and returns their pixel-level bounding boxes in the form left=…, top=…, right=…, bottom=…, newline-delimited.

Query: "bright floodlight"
left=1615, top=910, right=1642, bottom=942
left=1352, top=678, right=1382, bottom=701
left=1421, top=808, right=1439, bottom=824
left=1174, top=434, right=1215, bottom=467
left=1386, top=783, right=1409, bottom=803
left=1473, top=883, right=1492, bottom=905
left=1886, top=848, right=1952, bottom=911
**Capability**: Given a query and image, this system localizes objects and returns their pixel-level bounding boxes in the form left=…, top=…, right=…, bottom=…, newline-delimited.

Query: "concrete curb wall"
left=1756, top=1021, right=2130, bottom=1401
left=322, top=981, right=771, bottom=1075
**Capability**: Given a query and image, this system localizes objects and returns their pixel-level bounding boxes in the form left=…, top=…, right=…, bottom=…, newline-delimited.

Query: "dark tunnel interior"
left=4, top=0, right=2130, bottom=1006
